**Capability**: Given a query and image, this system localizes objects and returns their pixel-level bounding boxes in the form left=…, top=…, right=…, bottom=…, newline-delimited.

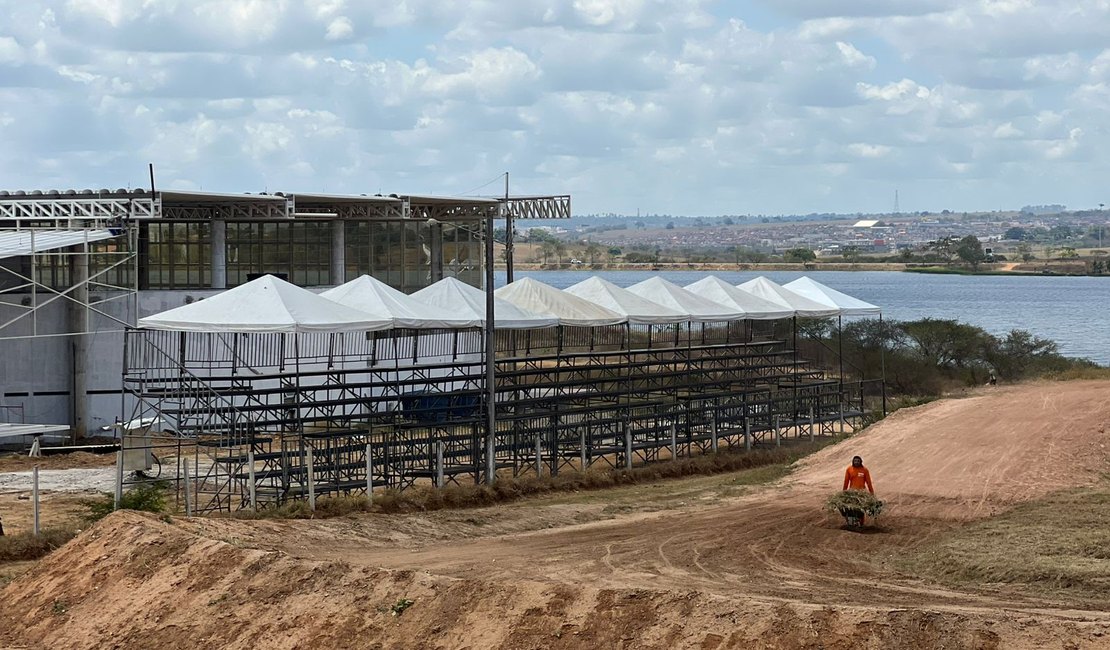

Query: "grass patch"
left=227, top=494, right=374, bottom=520
left=897, top=486, right=1110, bottom=598
left=1043, top=366, right=1110, bottom=381
left=232, top=437, right=841, bottom=520
left=0, top=527, right=80, bottom=563
left=82, top=481, right=169, bottom=522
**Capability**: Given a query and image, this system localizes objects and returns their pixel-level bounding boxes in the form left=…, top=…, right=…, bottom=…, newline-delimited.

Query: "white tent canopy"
left=411, top=277, right=559, bottom=329
left=736, top=276, right=841, bottom=318
left=625, top=277, right=746, bottom=322
left=564, top=277, right=687, bottom=325
left=137, top=274, right=392, bottom=333
left=783, top=277, right=881, bottom=316
left=321, top=275, right=481, bottom=329
left=495, top=277, right=626, bottom=327
left=684, top=276, right=794, bottom=320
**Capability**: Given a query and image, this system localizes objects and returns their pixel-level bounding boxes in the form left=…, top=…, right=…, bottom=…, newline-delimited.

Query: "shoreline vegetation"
left=499, top=261, right=1107, bottom=276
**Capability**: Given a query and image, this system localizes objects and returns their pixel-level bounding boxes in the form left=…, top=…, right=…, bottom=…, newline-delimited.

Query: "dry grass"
left=826, top=490, right=884, bottom=516
left=898, top=486, right=1110, bottom=598
left=1045, top=366, right=1110, bottom=381
left=0, top=528, right=80, bottom=563
left=232, top=438, right=840, bottom=520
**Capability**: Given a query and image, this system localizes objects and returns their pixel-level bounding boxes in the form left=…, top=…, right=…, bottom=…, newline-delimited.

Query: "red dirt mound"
left=791, top=380, right=1110, bottom=514
left=2, top=511, right=1106, bottom=650
left=3, top=381, right=1110, bottom=649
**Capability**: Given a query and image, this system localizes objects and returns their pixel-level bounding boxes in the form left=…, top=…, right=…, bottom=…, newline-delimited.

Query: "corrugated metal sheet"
left=0, top=229, right=120, bottom=260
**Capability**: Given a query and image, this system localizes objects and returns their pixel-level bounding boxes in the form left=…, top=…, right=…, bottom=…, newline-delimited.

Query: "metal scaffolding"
left=122, top=320, right=878, bottom=514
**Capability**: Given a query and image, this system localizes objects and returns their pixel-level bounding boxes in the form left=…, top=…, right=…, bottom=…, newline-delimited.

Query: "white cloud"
left=325, top=17, right=354, bottom=41
left=1, top=0, right=1109, bottom=213
left=835, top=41, right=875, bottom=69
left=993, top=122, right=1023, bottom=138
left=847, top=143, right=892, bottom=158
left=0, top=37, right=25, bottom=65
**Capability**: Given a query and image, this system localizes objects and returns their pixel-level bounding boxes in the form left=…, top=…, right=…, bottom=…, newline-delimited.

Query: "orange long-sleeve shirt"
left=843, top=465, right=874, bottom=493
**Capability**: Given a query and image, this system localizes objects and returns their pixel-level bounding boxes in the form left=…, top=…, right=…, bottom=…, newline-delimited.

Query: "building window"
left=441, top=221, right=482, bottom=288
left=345, top=220, right=469, bottom=292
left=226, top=221, right=331, bottom=287
left=146, top=222, right=211, bottom=289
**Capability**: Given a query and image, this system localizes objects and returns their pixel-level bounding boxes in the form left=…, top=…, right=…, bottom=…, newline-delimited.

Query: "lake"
left=497, top=270, right=1110, bottom=366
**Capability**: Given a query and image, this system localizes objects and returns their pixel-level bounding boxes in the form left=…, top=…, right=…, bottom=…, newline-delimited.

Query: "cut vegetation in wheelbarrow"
left=826, top=490, right=884, bottom=517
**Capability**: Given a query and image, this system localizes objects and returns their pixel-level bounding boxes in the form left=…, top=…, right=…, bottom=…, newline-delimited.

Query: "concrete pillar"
left=331, top=220, right=345, bottom=285
left=210, top=219, right=226, bottom=289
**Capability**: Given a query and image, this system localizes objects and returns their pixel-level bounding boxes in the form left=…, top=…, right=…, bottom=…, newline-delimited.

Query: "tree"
left=584, top=241, right=602, bottom=264
left=900, top=319, right=992, bottom=370
left=664, top=222, right=675, bottom=230
left=926, top=236, right=958, bottom=264
left=898, top=248, right=915, bottom=262
left=841, top=246, right=862, bottom=262
left=983, top=330, right=1059, bottom=380
left=539, top=240, right=557, bottom=265
left=1049, top=224, right=1073, bottom=241
left=1058, top=247, right=1079, bottom=259
left=1017, top=243, right=1035, bottom=262
left=955, top=235, right=987, bottom=270
left=1004, top=226, right=1027, bottom=241
left=783, top=248, right=816, bottom=262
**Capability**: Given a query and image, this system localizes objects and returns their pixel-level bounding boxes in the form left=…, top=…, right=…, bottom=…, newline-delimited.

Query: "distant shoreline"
left=500, top=262, right=1107, bottom=276
left=503, top=262, right=907, bottom=272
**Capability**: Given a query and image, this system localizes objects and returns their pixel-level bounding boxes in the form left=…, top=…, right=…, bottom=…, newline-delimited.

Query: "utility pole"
left=484, top=175, right=501, bottom=484
left=504, top=172, right=514, bottom=283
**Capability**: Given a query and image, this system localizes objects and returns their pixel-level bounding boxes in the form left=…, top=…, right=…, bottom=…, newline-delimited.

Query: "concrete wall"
left=0, top=289, right=222, bottom=434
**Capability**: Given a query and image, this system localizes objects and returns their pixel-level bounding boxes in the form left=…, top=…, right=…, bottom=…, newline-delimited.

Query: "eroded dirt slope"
left=3, top=381, right=1110, bottom=649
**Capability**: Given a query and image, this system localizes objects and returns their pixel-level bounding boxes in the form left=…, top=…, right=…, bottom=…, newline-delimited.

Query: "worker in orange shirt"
left=843, top=455, right=874, bottom=493
left=843, top=455, right=875, bottom=524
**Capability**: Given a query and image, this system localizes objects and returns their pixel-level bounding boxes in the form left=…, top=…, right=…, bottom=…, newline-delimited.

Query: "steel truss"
left=123, top=321, right=877, bottom=514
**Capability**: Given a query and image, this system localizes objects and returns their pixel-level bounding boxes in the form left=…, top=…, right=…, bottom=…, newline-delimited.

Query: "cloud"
left=325, top=17, right=354, bottom=41
left=0, top=0, right=1108, bottom=214
left=847, top=143, right=892, bottom=158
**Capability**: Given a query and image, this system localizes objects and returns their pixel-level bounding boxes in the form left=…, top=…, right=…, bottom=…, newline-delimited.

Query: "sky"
left=1, top=1, right=1109, bottom=216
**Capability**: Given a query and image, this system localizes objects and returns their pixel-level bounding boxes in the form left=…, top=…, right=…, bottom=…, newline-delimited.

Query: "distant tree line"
left=800, top=318, right=1100, bottom=397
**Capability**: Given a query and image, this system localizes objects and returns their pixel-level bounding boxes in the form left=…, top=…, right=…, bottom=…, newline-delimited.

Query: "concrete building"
left=0, top=188, right=569, bottom=437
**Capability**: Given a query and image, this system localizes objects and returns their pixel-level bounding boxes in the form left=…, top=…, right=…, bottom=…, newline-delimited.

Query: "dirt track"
left=3, top=381, right=1110, bottom=649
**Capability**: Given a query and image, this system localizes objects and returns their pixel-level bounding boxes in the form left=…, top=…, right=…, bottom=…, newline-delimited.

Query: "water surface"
left=496, top=270, right=1109, bottom=365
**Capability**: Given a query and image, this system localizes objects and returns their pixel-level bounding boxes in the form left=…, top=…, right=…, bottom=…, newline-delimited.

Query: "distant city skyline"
left=1, top=1, right=1109, bottom=216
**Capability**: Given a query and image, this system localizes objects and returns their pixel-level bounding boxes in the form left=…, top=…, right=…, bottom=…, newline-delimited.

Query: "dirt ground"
left=0, top=451, right=115, bottom=473
left=2, top=380, right=1110, bottom=649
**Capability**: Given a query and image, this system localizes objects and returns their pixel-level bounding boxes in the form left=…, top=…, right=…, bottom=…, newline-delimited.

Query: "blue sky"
left=1, top=0, right=1108, bottom=216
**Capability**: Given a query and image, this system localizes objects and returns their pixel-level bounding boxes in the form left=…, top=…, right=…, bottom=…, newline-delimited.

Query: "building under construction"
left=0, top=187, right=568, bottom=440
left=1, top=186, right=883, bottom=511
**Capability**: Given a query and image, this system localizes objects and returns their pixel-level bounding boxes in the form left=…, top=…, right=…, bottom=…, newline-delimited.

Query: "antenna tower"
left=894, top=190, right=900, bottom=215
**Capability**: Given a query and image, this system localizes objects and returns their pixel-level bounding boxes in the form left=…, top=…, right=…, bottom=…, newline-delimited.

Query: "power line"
left=459, top=172, right=507, bottom=197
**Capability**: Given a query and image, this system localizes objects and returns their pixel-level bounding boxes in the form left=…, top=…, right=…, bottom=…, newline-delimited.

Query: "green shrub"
left=82, top=481, right=169, bottom=522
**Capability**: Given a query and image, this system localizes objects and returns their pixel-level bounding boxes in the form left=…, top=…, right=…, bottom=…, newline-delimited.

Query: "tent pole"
left=838, top=314, right=844, bottom=427
left=484, top=208, right=497, bottom=484
left=879, top=313, right=887, bottom=416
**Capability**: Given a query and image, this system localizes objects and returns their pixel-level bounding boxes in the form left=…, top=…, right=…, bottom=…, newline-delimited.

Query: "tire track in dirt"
left=299, top=381, right=1110, bottom=614
left=6, top=381, right=1110, bottom=649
